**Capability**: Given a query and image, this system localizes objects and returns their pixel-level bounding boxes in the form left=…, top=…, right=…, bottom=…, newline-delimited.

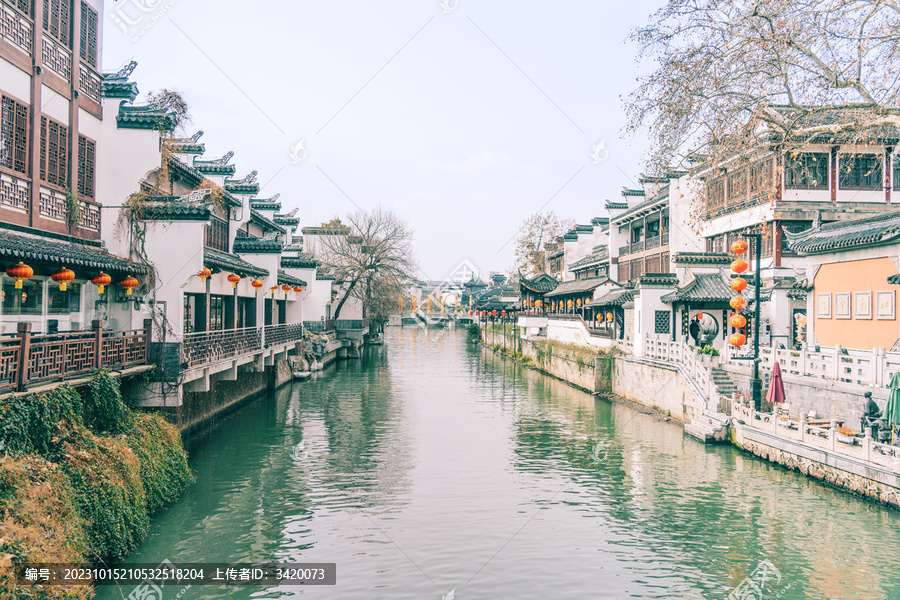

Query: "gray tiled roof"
left=233, top=237, right=284, bottom=254
left=277, top=270, right=308, bottom=287
left=203, top=248, right=268, bottom=277
left=786, top=210, right=900, bottom=254
left=672, top=252, right=732, bottom=265
left=0, top=229, right=147, bottom=274
left=888, top=274, right=900, bottom=285
left=569, top=246, right=609, bottom=270
left=770, top=105, right=900, bottom=143
left=250, top=209, right=286, bottom=234
left=519, top=273, right=559, bottom=293
left=662, top=273, right=734, bottom=304
left=586, top=288, right=634, bottom=308
left=281, top=254, right=320, bottom=269
left=544, top=276, right=609, bottom=298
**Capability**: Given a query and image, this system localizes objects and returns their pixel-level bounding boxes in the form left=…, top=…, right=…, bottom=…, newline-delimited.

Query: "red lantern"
left=731, top=240, right=749, bottom=254
left=119, top=275, right=139, bottom=296
left=696, top=311, right=704, bottom=320
left=198, top=267, right=212, bottom=282
left=91, top=272, right=112, bottom=294
left=729, top=333, right=747, bottom=347
left=270, top=286, right=279, bottom=296
left=469, top=310, right=473, bottom=316
left=293, top=286, right=303, bottom=295
left=51, top=267, right=75, bottom=292
left=6, top=262, right=33, bottom=290
left=281, top=284, right=292, bottom=293
left=731, top=259, right=749, bottom=274
left=227, top=274, right=241, bottom=288
left=501, top=310, right=506, bottom=317
left=730, top=313, right=747, bottom=329
left=730, top=296, right=748, bottom=311
left=492, top=310, right=498, bottom=317
left=251, top=279, right=264, bottom=293
left=731, top=277, right=748, bottom=292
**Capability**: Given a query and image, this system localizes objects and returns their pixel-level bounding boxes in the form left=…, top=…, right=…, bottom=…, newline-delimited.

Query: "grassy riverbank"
left=0, top=371, right=192, bottom=599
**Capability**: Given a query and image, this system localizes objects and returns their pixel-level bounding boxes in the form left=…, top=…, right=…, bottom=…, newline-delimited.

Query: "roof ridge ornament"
left=109, top=60, right=137, bottom=80
left=183, top=188, right=211, bottom=202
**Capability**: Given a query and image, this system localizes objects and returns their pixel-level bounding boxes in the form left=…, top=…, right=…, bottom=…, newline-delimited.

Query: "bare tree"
left=514, top=212, right=573, bottom=276
left=317, top=208, right=417, bottom=324
left=147, top=88, right=192, bottom=134
left=627, top=0, right=900, bottom=173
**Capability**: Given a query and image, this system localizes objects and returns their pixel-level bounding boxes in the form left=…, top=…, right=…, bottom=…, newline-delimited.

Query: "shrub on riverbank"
left=0, top=372, right=192, bottom=598
left=467, top=323, right=481, bottom=343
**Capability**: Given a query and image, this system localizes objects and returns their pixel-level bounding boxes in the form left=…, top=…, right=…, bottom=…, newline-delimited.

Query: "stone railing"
left=0, top=320, right=150, bottom=393
left=723, top=344, right=900, bottom=389
left=643, top=335, right=713, bottom=402
left=732, top=402, right=900, bottom=471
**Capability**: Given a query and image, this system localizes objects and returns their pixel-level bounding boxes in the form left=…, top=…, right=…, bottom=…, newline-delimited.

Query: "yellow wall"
left=814, top=257, right=900, bottom=350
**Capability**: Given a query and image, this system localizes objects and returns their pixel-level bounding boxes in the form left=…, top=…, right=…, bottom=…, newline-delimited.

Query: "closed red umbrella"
left=766, top=361, right=786, bottom=405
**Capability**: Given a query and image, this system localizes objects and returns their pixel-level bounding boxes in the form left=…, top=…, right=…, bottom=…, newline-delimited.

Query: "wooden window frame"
left=839, top=153, right=883, bottom=190
left=0, top=94, right=30, bottom=176
left=785, top=152, right=829, bottom=190
left=77, top=134, right=95, bottom=198
left=39, top=114, right=69, bottom=189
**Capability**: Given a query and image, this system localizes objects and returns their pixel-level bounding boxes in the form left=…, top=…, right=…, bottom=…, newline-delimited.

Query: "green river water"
left=96, top=326, right=900, bottom=599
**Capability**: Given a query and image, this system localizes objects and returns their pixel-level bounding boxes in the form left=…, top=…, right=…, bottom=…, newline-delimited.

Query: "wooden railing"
left=0, top=320, right=151, bottom=393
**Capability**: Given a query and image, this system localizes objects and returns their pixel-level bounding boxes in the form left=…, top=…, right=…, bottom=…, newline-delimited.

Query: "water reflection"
left=97, top=327, right=900, bottom=600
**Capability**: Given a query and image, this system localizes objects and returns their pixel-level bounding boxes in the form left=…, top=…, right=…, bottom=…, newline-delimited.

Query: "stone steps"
left=685, top=410, right=731, bottom=444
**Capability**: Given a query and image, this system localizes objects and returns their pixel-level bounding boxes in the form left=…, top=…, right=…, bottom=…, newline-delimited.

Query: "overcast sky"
left=103, top=0, right=663, bottom=282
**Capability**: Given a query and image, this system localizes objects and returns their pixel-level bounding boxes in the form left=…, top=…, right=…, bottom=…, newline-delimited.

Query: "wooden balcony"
left=0, top=320, right=151, bottom=393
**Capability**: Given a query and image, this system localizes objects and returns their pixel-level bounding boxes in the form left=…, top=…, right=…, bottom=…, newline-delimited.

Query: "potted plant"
left=697, top=344, right=720, bottom=367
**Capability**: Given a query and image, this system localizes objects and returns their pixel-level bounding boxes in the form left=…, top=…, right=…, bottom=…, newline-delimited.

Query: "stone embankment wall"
left=609, top=356, right=705, bottom=424
left=734, top=427, right=900, bottom=509
left=483, top=325, right=597, bottom=392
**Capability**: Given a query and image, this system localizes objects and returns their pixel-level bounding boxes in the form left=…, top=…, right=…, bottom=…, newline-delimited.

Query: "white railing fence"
left=722, top=344, right=900, bottom=389
left=732, top=402, right=900, bottom=470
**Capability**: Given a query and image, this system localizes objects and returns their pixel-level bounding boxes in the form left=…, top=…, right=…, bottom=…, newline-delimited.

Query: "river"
left=97, top=326, right=900, bottom=599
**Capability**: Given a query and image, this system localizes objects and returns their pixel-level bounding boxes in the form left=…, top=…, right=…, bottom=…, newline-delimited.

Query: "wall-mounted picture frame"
left=854, top=291, right=872, bottom=320
left=817, top=293, right=832, bottom=319
left=877, top=290, right=896, bottom=320
left=835, top=292, right=851, bottom=319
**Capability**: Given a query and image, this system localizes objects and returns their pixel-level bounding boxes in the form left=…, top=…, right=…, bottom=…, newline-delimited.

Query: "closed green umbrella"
left=886, top=371, right=900, bottom=445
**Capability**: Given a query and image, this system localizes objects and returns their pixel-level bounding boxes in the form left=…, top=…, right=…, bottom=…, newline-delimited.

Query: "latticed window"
left=77, top=135, right=94, bottom=198
left=0, top=96, right=29, bottom=175
left=79, top=2, right=98, bottom=66
left=839, top=153, right=882, bottom=189
left=40, top=116, right=68, bottom=187
left=785, top=152, right=828, bottom=189
left=205, top=218, right=229, bottom=251
left=43, top=0, right=71, bottom=47
left=9, top=0, right=31, bottom=15
left=655, top=311, right=671, bottom=335
left=894, top=157, right=900, bottom=191
left=727, top=169, right=748, bottom=203
left=750, top=157, right=775, bottom=197
left=706, top=177, right=725, bottom=210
